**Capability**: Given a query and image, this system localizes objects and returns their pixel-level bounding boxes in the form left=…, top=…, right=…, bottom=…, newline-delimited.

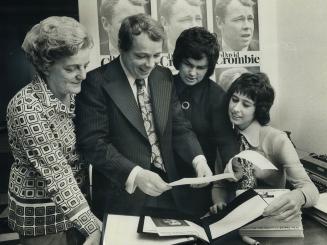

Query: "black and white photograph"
left=151, top=217, right=189, bottom=227
left=1, top=0, right=327, bottom=244
left=97, top=0, right=151, bottom=56
left=157, top=0, right=207, bottom=53
left=212, top=0, right=260, bottom=52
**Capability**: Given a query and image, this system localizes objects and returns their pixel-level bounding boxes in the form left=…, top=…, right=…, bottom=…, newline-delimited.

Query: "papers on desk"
left=103, top=214, right=196, bottom=245
left=304, top=192, right=327, bottom=227
left=143, top=216, right=209, bottom=243
left=238, top=189, right=304, bottom=237
left=314, top=192, right=327, bottom=213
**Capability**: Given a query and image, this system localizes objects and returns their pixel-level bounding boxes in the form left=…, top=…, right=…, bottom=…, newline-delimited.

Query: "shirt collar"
left=238, top=120, right=261, bottom=147
left=119, top=56, right=148, bottom=89
left=222, top=39, right=248, bottom=52
left=32, top=75, right=75, bottom=116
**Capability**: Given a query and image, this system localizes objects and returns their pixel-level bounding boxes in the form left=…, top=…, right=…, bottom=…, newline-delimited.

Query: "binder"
left=137, top=189, right=268, bottom=243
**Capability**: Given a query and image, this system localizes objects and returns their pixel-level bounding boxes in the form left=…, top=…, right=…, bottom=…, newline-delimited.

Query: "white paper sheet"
left=103, top=214, right=196, bottom=245
left=224, top=150, right=278, bottom=176
left=209, top=194, right=268, bottom=239
left=168, top=172, right=236, bottom=187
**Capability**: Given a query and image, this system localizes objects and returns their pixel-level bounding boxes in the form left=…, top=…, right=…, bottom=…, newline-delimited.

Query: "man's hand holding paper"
left=191, top=156, right=213, bottom=188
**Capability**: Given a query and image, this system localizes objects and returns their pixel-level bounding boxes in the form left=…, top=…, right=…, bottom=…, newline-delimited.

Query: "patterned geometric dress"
left=6, top=76, right=99, bottom=236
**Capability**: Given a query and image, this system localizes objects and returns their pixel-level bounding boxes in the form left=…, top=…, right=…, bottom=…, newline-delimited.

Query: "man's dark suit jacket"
left=75, top=58, right=203, bottom=217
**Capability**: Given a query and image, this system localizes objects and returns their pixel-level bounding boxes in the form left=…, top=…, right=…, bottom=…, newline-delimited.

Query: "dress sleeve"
left=9, top=103, right=99, bottom=236
left=272, top=132, right=319, bottom=207
left=210, top=85, right=239, bottom=170
left=171, top=77, right=203, bottom=164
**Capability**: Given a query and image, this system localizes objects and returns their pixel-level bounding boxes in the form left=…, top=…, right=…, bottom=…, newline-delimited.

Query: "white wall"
left=259, top=0, right=327, bottom=154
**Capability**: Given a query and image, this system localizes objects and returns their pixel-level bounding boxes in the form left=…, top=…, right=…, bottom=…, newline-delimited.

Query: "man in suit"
left=214, top=0, right=259, bottom=51
left=75, top=14, right=212, bottom=218
left=99, top=0, right=149, bottom=55
left=158, top=0, right=204, bottom=53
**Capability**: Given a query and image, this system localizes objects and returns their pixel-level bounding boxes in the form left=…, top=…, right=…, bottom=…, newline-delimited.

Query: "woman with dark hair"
left=172, top=27, right=239, bottom=216
left=6, top=16, right=100, bottom=245
left=211, top=72, right=319, bottom=221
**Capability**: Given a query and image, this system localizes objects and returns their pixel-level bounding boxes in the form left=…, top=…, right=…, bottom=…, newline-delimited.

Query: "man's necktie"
left=238, top=134, right=256, bottom=189
left=135, top=79, right=165, bottom=172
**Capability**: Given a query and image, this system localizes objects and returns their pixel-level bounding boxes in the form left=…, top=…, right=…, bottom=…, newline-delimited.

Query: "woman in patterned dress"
left=6, top=16, right=101, bottom=245
left=211, top=72, right=319, bottom=222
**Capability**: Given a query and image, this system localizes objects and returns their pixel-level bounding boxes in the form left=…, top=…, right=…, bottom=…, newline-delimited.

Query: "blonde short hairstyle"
left=22, top=16, right=93, bottom=76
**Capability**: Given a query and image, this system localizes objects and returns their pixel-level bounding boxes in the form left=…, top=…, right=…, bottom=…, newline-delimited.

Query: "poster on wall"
left=78, top=0, right=261, bottom=82
left=97, top=0, right=152, bottom=56
left=157, top=0, right=207, bottom=54
left=211, top=0, right=261, bottom=87
left=79, top=0, right=260, bottom=82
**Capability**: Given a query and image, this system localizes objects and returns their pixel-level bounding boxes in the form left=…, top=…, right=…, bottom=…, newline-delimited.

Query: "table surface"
left=102, top=213, right=327, bottom=245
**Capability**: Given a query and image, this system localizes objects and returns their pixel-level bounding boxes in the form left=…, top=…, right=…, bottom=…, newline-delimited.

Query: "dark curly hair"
left=172, top=27, right=219, bottom=79
left=226, top=72, right=275, bottom=125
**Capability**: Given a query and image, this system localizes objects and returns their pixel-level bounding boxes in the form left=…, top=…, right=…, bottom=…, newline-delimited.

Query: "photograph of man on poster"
left=213, top=0, right=259, bottom=51
left=158, top=0, right=206, bottom=53
left=98, top=0, right=151, bottom=55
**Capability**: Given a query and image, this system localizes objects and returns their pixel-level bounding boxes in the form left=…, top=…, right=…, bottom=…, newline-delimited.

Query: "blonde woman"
left=7, top=16, right=100, bottom=245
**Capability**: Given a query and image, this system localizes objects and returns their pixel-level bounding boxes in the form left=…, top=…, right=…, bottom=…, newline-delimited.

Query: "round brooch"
left=181, top=101, right=190, bottom=110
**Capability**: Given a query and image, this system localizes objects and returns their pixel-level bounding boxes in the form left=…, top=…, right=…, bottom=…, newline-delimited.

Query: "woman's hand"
left=210, top=186, right=229, bottom=214
left=262, top=189, right=305, bottom=221
left=210, top=202, right=227, bottom=214
left=83, top=229, right=101, bottom=245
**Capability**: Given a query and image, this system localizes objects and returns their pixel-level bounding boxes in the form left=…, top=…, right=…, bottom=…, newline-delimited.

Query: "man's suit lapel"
left=102, top=58, right=148, bottom=139
left=149, top=68, right=171, bottom=136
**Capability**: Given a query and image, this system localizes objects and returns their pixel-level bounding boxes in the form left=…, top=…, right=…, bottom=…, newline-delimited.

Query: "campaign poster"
left=157, top=0, right=207, bottom=54
left=97, top=0, right=151, bottom=56
left=78, top=0, right=261, bottom=81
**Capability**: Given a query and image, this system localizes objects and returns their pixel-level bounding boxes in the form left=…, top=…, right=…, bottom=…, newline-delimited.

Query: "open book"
left=137, top=189, right=268, bottom=243
left=238, top=189, right=304, bottom=237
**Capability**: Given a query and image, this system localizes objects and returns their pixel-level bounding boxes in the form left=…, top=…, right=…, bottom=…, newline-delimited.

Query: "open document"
left=103, top=214, right=196, bottom=245
left=238, top=189, right=304, bottom=237
left=169, top=172, right=236, bottom=187
left=138, top=189, right=268, bottom=244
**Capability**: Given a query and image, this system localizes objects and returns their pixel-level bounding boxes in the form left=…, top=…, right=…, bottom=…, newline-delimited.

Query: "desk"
left=102, top=214, right=326, bottom=245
